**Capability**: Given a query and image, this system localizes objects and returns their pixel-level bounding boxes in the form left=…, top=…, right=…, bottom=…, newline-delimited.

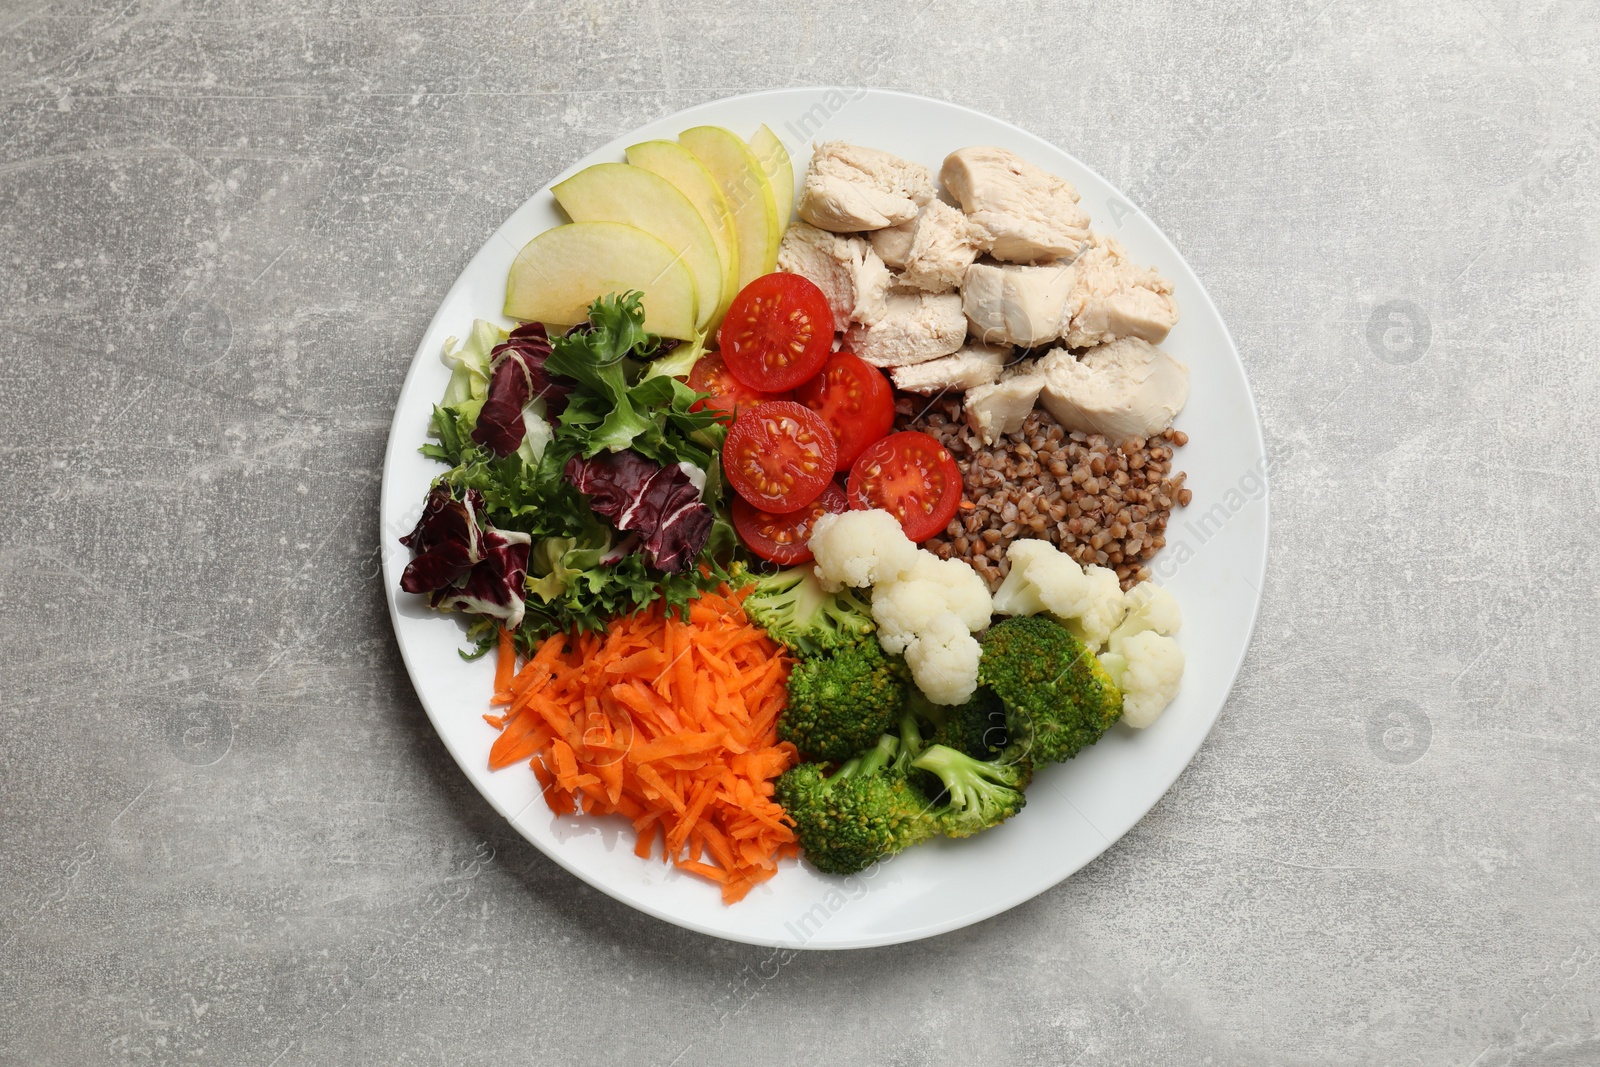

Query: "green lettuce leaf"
left=440, top=319, right=506, bottom=419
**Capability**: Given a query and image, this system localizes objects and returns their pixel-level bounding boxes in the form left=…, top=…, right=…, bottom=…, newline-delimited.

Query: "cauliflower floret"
left=1012, top=539, right=1093, bottom=619
left=808, top=510, right=919, bottom=591
left=990, top=562, right=1045, bottom=617
left=870, top=577, right=950, bottom=655
left=810, top=509, right=989, bottom=704
left=871, top=551, right=992, bottom=653
left=1060, top=565, right=1126, bottom=650
left=898, top=553, right=993, bottom=631
left=990, top=538, right=1096, bottom=619
left=903, top=612, right=982, bottom=705
left=1112, top=581, right=1182, bottom=643
left=1099, top=630, right=1184, bottom=728
left=988, top=541, right=1124, bottom=649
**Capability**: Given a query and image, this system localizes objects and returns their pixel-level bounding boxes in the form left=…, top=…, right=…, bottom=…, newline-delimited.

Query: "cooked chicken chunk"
left=843, top=290, right=966, bottom=367
left=1036, top=339, right=1188, bottom=438
left=1062, top=234, right=1179, bottom=348
left=867, top=218, right=916, bottom=269
left=777, top=222, right=892, bottom=329
left=940, top=146, right=1089, bottom=263
left=890, top=342, right=1009, bottom=394
left=797, top=142, right=935, bottom=233
left=893, top=200, right=989, bottom=293
left=964, top=364, right=1046, bottom=445
left=962, top=260, right=1075, bottom=348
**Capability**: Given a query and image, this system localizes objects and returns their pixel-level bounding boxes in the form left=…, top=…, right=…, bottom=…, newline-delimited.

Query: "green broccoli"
left=912, top=742, right=1031, bottom=838
left=978, top=614, right=1123, bottom=763
left=776, top=734, right=937, bottom=874
left=779, top=638, right=906, bottom=762
left=742, top=565, right=875, bottom=657
left=889, top=710, right=925, bottom=778
left=924, top=686, right=1010, bottom=760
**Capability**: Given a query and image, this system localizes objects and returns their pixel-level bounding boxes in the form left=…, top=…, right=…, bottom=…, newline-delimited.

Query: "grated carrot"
left=488, top=588, right=798, bottom=903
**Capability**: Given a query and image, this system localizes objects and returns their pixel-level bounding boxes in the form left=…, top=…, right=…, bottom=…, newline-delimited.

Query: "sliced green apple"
left=504, top=221, right=698, bottom=341
left=678, top=125, right=779, bottom=290
left=552, top=162, right=724, bottom=333
left=749, top=124, right=794, bottom=229
left=624, top=140, right=740, bottom=325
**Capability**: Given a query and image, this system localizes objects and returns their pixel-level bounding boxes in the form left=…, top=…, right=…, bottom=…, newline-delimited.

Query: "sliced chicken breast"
left=890, top=342, right=1009, bottom=393
left=940, top=146, right=1089, bottom=263
left=964, top=363, right=1046, bottom=445
left=843, top=290, right=966, bottom=367
left=867, top=218, right=917, bottom=269
left=895, top=200, right=989, bottom=293
left=777, top=222, right=892, bottom=329
left=797, top=142, right=935, bottom=233
left=962, top=260, right=1075, bottom=348
left=1036, top=339, right=1188, bottom=438
left=1063, top=234, right=1179, bottom=348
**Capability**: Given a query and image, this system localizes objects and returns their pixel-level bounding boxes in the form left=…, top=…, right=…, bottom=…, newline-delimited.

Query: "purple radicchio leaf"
left=398, top=484, right=531, bottom=629
left=471, top=323, right=570, bottom=457
left=563, top=452, right=713, bottom=574
left=399, top=484, right=483, bottom=593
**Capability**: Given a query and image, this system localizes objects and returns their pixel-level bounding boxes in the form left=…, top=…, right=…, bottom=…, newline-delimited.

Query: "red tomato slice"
left=794, top=349, right=895, bottom=470
left=686, top=351, right=789, bottom=422
left=722, top=401, right=838, bottom=514
left=717, top=273, right=834, bottom=392
left=846, top=431, right=964, bottom=542
left=732, top=482, right=847, bottom=564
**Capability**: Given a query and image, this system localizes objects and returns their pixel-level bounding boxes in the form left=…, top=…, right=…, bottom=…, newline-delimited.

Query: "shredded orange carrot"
left=489, top=588, right=799, bottom=903
left=491, top=627, right=515, bottom=705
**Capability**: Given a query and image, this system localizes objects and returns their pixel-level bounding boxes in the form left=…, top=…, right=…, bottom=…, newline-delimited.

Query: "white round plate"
left=380, top=88, right=1268, bottom=949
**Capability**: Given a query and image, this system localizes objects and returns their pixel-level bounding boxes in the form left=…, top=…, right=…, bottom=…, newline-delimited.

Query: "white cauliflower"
left=871, top=546, right=990, bottom=654
left=902, top=612, right=982, bottom=705
left=871, top=577, right=951, bottom=655
left=1010, top=539, right=1095, bottom=618
left=898, top=553, right=993, bottom=631
left=811, top=508, right=991, bottom=704
left=1112, top=581, right=1182, bottom=642
left=990, top=563, right=1046, bottom=617
left=1061, top=565, right=1126, bottom=650
left=1099, top=630, right=1184, bottom=728
left=808, top=510, right=919, bottom=591
left=990, top=539, right=1125, bottom=649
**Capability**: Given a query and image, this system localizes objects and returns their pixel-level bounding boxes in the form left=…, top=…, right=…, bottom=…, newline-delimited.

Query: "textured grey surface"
left=3, top=0, right=1598, bottom=1063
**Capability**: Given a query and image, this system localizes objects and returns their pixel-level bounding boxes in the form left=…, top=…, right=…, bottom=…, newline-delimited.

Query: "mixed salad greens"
left=402, top=293, right=736, bottom=655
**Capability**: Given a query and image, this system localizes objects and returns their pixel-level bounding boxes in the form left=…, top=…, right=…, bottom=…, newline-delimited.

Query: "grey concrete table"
left=4, top=1, right=1597, bottom=1064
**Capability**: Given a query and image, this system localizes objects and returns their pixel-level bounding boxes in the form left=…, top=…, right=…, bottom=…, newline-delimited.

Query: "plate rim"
left=379, top=86, right=1269, bottom=949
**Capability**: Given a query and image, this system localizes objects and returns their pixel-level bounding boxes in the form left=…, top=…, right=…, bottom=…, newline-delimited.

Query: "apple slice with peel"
left=749, top=124, right=794, bottom=229
left=678, top=125, right=779, bottom=291
left=552, top=163, right=724, bottom=333
left=504, top=221, right=698, bottom=341
left=625, top=140, right=740, bottom=326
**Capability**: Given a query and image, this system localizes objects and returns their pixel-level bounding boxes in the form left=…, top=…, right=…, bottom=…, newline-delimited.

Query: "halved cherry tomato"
left=732, top=482, right=847, bottom=564
left=794, top=349, right=895, bottom=470
left=722, top=401, right=838, bottom=514
left=686, top=350, right=789, bottom=422
left=846, top=431, right=963, bottom=542
left=718, top=273, right=834, bottom=392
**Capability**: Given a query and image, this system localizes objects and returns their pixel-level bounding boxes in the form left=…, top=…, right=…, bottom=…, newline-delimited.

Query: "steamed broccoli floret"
left=776, top=735, right=937, bottom=874
left=911, top=742, right=1031, bottom=838
left=889, top=711, right=924, bottom=778
left=743, top=566, right=875, bottom=656
left=925, top=686, right=1010, bottom=760
left=978, top=615, right=1123, bottom=763
left=779, top=638, right=906, bottom=761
